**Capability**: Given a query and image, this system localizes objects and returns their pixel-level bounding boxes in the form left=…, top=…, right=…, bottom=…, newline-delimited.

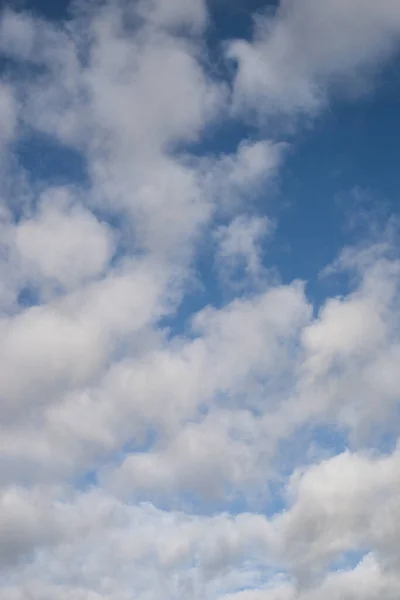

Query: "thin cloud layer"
left=0, top=1, right=400, bottom=599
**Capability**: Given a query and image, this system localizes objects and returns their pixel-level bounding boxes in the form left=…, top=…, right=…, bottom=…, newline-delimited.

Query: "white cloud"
left=13, top=187, right=114, bottom=290
left=136, top=0, right=208, bottom=31
left=228, top=0, right=400, bottom=119
left=214, top=214, right=272, bottom=287
left=271, top=445, right=400, bottom=586
left=1, top=1, right=400, bottom=599
left=205, top=141, right=286, bottom=214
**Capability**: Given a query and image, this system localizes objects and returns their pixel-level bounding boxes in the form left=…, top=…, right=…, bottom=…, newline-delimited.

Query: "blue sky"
left=1, top=1, right=400, bottom=599
left=14, top=0, right=400, bottom=305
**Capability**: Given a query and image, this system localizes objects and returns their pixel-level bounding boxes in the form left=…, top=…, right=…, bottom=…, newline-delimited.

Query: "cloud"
left=13, top=187, right=115, bottom=291
left=136, top=0, right=208, bottom=31
left=1, top=0, right=400, bottom=599
left=214, top=214, right=272, bottom=288
left=228, top=0, right=400, bottom=119
left=0, top=84, right=18, bottom=148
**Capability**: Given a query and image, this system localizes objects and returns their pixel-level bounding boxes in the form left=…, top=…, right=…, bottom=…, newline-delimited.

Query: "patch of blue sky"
left=8, top=0, right=73, bottom=20
left=359, top=419, right=400, bottom=456
left=121, top=427, right=159, bottom=455
left=158, top=239, right=225, bottom=339
left=165, top=61, right=400, bottom=342
left=207, top=0, right=279, bottom=43
left=0, top=54, right=46, bottom=83
left=73, top=468, right=98, bottom=491
left=305, top=423, right=349, bottom=458
left=374, top=431, right=399, bottom=455
left=16, top=132, right=88, bottom=189
left=273, top=422, right=348, bottom=484
left=217, top=566, right=290, bottom=598
left=328, top=549, right=368, bottom=573
left=17, top=285, right=40, bottom=308
left=73, top=425, right=163, bottom=494
left=274, top=61, right=400, bottom=297
left=129, top=473, right=286, bottom=517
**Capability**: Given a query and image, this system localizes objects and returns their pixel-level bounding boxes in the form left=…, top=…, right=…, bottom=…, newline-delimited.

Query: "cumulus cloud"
left=1, top=0, right=400, bottom=599
left=228, top=0, right=400, bottom=118
left=13, top=187, right=115, bottom=290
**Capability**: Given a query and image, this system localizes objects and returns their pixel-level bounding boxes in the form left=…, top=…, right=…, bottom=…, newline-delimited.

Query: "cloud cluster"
left=1, top=1, right=400, bottom=599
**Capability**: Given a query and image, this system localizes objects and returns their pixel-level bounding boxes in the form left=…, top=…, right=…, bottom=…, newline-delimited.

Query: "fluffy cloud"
left=1, top=0, right=400, bottom=599
left=13, top=187, right=114, bottom=290
left=228, top=0, right=400, bottom=118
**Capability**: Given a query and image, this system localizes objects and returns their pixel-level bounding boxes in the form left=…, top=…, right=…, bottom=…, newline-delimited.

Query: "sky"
left=1, top=0, right=400, bottom=599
